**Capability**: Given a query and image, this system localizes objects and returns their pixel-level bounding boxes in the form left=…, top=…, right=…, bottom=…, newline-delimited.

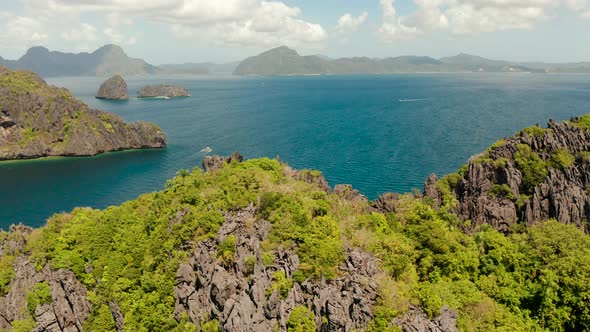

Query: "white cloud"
left=61, top=23, right=97, bottom=42
left=336, top=12, right=369, bottom=32
left=0, top=12, right=49, bottom=53
left=379, top=0, right=587, bottom=40
left=20, top=0, right=327, bottom=48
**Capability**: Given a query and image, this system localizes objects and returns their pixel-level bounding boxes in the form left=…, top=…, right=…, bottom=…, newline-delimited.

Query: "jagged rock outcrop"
left=424, top=118, right=590, bottom=233
left=0, top=227, right=91, bottom=331
left=395, top=305, right=458, bottom=332
left=334, top=184, right=368, bottom=203
left=137, top=85, right=190, bottom=98
left=202, top=152, right=244, bottom=172
left=95, top=75, right=129, bottom=100
left=0, top=67, right=166, bottom=160
left=173, top=203, right=381, bottom=331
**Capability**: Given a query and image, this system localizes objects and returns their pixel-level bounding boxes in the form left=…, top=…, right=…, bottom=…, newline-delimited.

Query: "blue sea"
left=1, top=73, right=590, bottom=228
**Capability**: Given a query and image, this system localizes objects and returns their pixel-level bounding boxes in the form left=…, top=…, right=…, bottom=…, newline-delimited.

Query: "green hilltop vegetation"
left=1, top=157, right=589, bottom=331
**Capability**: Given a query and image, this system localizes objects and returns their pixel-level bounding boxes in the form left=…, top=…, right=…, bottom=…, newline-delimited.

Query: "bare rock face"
left=95, top=75, right=129, bottom=100
left=202, top=152, right=244, bottom=172
left=424, top=118, right=590, bottom=233
left=395, top=305, right=458, bottom=332
left=0, top=229, right=91, bottom=332
left=173, top=204, right=382, bottom=332
left=137, top=84, right=190, bottom=98
left=0, top=67, right=167, bottom=160
left=334, top=184, right=368, bottom=203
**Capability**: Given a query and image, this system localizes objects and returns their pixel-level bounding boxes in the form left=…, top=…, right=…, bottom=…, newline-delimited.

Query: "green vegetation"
left=217, top=235, right=236, bottom=267
left=514, top=144, right=548, bottom=193
left=287, top=306, right=316, bottom=332
left=489, top=184, right=515, bottom=200
left=550, top=148, right=575, bottom=172
left=0, top=70, right=45, bottom=95
left=267, top=271, right=294, bottom=299
left=521, top=126, right=549, bottom=138
left=573, top=114, right=590, bottom=130
left=436, top=173, right=461, bottom=209
left=18, top=128, right=38, bottom=146
left=0, top=254, right=15, bottom=296
left=26, top=282, right=52, bottom=317
left=1, top=157, right=588, bottom=331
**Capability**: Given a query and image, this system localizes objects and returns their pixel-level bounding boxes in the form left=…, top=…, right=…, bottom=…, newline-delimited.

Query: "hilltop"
left=0, top=67, right=166, bottom=160
left=0, top=45, right=159, bottom=77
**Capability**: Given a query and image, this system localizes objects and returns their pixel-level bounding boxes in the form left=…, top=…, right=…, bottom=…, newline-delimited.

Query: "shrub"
left=550, top=148, right=575, bottom=172
left=27, top=282, right=52, bottom=317
left=217, top=235, right=236, bottom=267
left=514, top=144, right=548, bottom=193
left=0, top=254, right=15, bottom=296
left=521, top=126, right=549, bottom=138
left=489, top=184, right=515, bottom=200
left=267, top=271, right=293, bottom=299
left=287, top=306, right=316, bottom=332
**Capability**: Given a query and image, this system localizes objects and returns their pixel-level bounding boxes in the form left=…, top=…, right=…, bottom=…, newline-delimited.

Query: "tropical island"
left=0, top=114, right=589, bottom=331
left=0, top=67, right=166, bottom=160
left=137, top=84, right=191, bottom=99
left=95, top=75, right=129, bottom=100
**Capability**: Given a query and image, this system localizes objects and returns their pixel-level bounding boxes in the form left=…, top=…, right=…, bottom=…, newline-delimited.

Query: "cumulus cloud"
left=61, top=23, right=97, bottom=42
left=19, top=0, right=327, bottom=48
left=336, top=12, right=369, bottom=32
left=379, top=0, right=588, bottom=40
left=0, top=12, right=49, bottom=52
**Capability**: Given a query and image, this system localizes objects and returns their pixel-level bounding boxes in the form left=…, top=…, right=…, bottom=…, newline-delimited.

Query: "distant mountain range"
left=2, top=44, right=589, bottom=77
left=0, top=45, right=159, bottom=77
left=0, top=45, right=239, bottom=77
left=158, top=62, right=240, bottom=75
left=234, top=46, right=590, bottom=76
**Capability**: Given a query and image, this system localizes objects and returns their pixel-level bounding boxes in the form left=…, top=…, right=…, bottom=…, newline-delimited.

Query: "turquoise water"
left=1, top=73, right=590, bottom=228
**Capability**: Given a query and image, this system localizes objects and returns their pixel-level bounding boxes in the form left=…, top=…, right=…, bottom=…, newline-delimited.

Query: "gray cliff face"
left=423, top=118, right=590, bottom=233
left=95, top=75, right=129, bottom=100
left=137, top=85, right=190, bottom=98
left=0, top=67, right=166, bottom=160
left=0, top=225, right=92, bottom=332
left=174, top=203, right=380, bottom=331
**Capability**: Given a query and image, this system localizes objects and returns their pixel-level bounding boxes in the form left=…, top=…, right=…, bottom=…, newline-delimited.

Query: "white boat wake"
left=399, top=98, right=429, bottom=102
left=200, top=147, right=213, bottom=154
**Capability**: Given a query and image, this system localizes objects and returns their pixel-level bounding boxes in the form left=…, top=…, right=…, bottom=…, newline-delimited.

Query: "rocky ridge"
left=423, top=117, right=590, bottom=233
left=0, top=155, right=458, bottom=332
left=0, top=67, right=166, bottom=160
left=95, top=75, right=129, bottom=100
left=137, top=84, right=190, bottom=98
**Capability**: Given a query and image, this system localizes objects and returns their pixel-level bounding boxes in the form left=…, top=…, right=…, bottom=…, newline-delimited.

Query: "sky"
left=0, top=0, right=589, bottom=64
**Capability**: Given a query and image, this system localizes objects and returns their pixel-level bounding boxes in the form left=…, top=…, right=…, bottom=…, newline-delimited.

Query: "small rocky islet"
left=95, top=75, right=129, bottom=100
left=137, top=84, right=190, bottom=98
left=0, top=67, right=166, bottom=160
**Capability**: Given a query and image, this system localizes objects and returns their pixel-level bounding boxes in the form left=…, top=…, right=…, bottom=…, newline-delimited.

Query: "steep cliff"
left=0, top=67, right=166, bottom=160
left=424, top=116, right=590, bottom=233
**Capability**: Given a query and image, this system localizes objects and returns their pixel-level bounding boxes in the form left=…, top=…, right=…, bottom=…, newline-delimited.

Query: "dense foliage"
left=1, top=157, right=589, bottom=331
